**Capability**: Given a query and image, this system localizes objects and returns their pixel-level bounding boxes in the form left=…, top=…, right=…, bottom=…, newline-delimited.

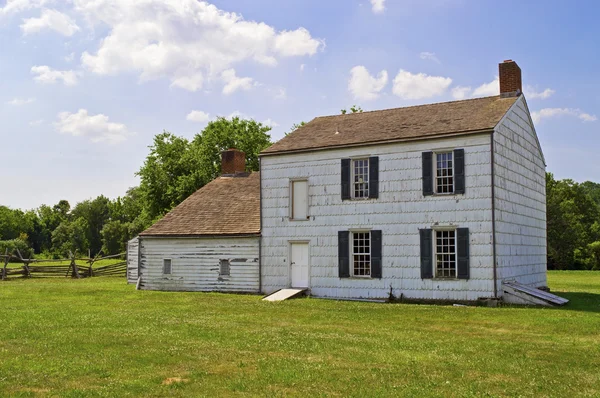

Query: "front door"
left=290, top=242, right=309, bottom=288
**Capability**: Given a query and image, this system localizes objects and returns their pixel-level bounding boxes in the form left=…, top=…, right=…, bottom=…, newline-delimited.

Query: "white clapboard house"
left=260, top=60, right=551, bottom=303
left=136, top=149, right=261, bottom=292
left=134, top=60, right=560, bottom=305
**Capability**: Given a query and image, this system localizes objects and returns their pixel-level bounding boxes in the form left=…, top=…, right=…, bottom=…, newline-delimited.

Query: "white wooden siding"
left=493, top=96, right=547, bottom=291
left=127, top=236, right=139, bottom=284
left=139, top=236, right=260, bottom=292
left=261, top=134, right=496, bottom=301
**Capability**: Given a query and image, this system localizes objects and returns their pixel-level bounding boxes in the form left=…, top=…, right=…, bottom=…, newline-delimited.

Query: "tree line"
left=1, top=115, right=599, bottom=270
left=0, top=117, right=272, bottom=259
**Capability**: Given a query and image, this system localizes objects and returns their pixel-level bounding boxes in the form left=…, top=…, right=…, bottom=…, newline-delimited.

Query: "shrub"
left=0, top=239, right=33, bottom=262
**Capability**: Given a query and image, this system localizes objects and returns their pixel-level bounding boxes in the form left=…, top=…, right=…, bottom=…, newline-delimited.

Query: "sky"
left=0, top=0, right=598, bottom=210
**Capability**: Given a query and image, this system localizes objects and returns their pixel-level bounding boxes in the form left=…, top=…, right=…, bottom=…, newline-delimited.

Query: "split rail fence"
left=0, top=249, right=127, bottom=280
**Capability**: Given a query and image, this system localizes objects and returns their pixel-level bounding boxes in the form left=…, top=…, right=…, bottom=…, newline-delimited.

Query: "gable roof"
left=140, top=173, right=260, bottom=237
left=262, top=95, right=518, bottom=155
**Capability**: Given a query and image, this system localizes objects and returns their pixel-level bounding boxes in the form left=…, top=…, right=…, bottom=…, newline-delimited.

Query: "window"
left=352, top=159, right=369, bottom=198
left=352, top=231, right=371, bottom=277
left=435, top=230, right=456, bottom=278
left=163, top=259, right=172, bottom=275
left=290, top=180, right=308, bottom=220
left=219, top=259, right=231, bottom=276
left=435, top=152, right=454, bottom=194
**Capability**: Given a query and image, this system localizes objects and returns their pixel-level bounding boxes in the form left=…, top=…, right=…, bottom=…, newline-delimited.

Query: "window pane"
left=352, top=231, right=371, bottom=276
left=435, top=230, right=456, bottom=278
left=352, top=159, right=369, bottom=198
left=435, top=152, right=454, bottom=194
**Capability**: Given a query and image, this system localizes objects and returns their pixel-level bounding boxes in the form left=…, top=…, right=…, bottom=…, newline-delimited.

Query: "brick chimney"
left=221, top=149, right=246, bottom=175
left=499, top=60, right=522, bottom=97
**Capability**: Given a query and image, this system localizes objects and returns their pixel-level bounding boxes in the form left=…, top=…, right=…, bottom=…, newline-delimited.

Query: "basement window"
left=219, top=259, right=231, bottom=276
left=163, top=259, right=172, bottom=275
left=435, top=230, right=456, bottom=278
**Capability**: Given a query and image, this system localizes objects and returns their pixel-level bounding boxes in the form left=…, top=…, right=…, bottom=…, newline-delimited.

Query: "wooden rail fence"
left=0, top=249, right=127, bottom=280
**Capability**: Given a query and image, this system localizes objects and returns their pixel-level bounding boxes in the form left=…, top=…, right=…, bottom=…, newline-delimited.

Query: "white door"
left=290, top=242, right=309, bottom=288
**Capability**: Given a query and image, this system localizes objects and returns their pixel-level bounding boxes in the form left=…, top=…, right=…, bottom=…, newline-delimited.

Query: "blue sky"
left=1, top=0, right=598, bottom=210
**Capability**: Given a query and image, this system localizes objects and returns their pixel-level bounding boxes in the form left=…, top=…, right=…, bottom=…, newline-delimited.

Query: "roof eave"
left=260, top=128, right=495, bottom=157
left=139, top=232, right=261, bottom=238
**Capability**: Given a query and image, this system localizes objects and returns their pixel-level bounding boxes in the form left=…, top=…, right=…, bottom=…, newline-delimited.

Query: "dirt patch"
left=162, top=377, right=189, bottom=385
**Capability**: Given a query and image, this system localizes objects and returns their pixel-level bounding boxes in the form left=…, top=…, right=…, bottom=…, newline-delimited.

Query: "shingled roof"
left=140, top=173, right=260, bottom=237
left=262, top=95, right=518, bottom=155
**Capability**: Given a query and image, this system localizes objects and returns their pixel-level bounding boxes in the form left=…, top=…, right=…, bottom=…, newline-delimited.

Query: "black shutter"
left=454, top=149, right=465, bottom=194
left=370, top=230, right=382, bottom=278
left=338, top=231, right=350, bottom=278
left=457, top=228, right=470, bottom=279
left=369, top=156, right=379, bottom=199
left=422, top=152, right=433, bottom=196
left=341, top=159, right=351, bottom=200
left=420, top=229, right=433, bottom=279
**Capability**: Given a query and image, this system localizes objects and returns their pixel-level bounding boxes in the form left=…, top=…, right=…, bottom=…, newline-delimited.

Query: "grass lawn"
left=0, top=272, right=599, bottom=397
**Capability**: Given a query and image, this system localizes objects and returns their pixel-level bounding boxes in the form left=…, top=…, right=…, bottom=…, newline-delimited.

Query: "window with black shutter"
left=341, top=157, right=379, bottom=200
left=339, top=230, right=382, bottom=278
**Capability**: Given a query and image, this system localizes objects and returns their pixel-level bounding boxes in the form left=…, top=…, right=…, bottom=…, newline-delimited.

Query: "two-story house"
left=260, top=60, right=548, bottom=302
left=134, top=60, right=559, bottom=305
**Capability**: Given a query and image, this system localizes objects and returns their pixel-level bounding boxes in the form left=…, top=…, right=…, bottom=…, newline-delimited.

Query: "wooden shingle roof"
left=262, top=95, right=518, bottom=155
left=140, top=173, right=260, bottom=237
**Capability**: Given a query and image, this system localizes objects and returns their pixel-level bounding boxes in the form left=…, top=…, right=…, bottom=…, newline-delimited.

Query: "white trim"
left=350, top=158, right=369, bottom=199
left=432, top=229, right=457, bottom=279
left=288, top=241, right=311, bottom=288
left=289, top=179, right=309, bottom=221
left=350, top=230, right=371, bottom=278
left=433, top=150, right=455, bottom=194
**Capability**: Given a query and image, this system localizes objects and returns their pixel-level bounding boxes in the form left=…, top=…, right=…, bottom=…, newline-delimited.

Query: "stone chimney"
left=221, top=149, right=246, bottom=175
left=499, top=60, right=522, bottom=97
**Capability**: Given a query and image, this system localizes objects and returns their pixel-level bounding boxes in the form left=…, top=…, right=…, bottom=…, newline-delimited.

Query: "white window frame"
left=162, top=258, right=172, bottom=275
left=351, top=158, right=369, bottom=199
left=350, top=230, right=371, bottom=278
left=433, top=228, right=457, bottom=278
left=434, top=151, right=455, bottom=194
left=289, top=178, right=309, bottom=221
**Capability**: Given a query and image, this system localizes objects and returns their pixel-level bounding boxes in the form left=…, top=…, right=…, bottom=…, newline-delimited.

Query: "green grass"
left=0, top=272, right=599, bottom=397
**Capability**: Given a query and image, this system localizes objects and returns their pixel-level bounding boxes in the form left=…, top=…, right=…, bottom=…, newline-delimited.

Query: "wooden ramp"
left=503, top=281, right=569, bottom=306
left=262, top=288, right=307, bottom=302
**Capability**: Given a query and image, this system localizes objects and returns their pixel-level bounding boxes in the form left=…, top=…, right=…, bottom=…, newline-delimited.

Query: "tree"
left=137, top=118, right=272, bottom=219
left=287, top=121, right=306, bottom=136
left=341, top=105, right=363, bottom=114
left=101, top=220, right=130, bottom=255
left=51, top=217, right=89, bottom=256
left=71, top=196, right=112, bottom=256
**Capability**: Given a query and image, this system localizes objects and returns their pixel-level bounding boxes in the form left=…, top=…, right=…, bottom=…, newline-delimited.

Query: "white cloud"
left=221, top=69, right=255, bottom=95
left=29, top=119, right=44, bottom=126
left=54, top=109, right=133, bottom=144
left=524, top=86, right=555, bottom=100
left=370, top=0, right=386, bottom=13
left=348, top=65, right=388, bottom=101
left=7, top=97, right=35, bottom=105
left=472, top=77, right=499, bottom=97
left=0, top=0, right=48, bottom=17
left=392, top=69, right=452, bottom=100
left=20, top=8, right=80, bottom=36
left=31, top=65, right=78, bottom=85
left=451, top=86, right=471, bottom=100
left=531, top=108, right=597, bottom=124
left=300, top=64, right=305, bottom=72
left=262, top=118, right=279, bottom=128
left=419, top=51, right=440, bottom=64
left=75, top=0, right=323, bottom=92
left=186, top=110, right=210, bottom=123
left=64, top=52, right=75, bottom=62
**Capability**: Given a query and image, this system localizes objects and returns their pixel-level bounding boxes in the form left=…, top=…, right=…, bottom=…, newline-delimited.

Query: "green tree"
left=287, top=121, right=306, bottom=136
left=341, top=105, right=363, bottom=114
left=137, top=118, right=271, bottom=219
left=51, top=217, right=90, bottom=256
left=101, top=220, right=130, bottom=255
